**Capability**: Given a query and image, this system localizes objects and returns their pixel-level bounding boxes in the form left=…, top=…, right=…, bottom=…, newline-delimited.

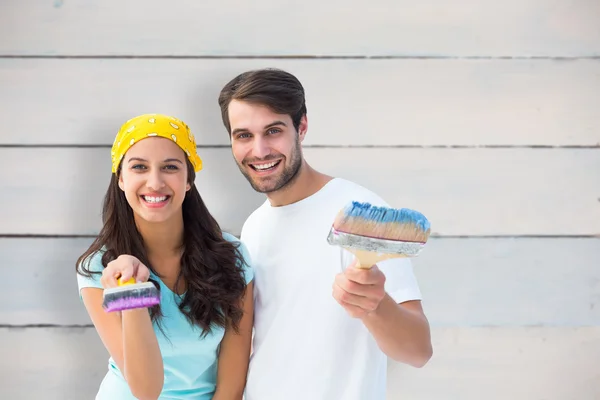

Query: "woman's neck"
left=135, top=214, right=184, bottom=272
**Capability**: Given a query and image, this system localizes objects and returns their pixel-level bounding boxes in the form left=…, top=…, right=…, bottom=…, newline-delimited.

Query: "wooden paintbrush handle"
left=351, top=249, right=404, bottom=269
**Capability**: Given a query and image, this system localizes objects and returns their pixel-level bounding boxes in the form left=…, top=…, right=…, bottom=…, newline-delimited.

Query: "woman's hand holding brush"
left=101, top=255, right=151, bottom=288
left=96, top=254, right=165, bottom=394
left=100, top=255, right=160, bottom=313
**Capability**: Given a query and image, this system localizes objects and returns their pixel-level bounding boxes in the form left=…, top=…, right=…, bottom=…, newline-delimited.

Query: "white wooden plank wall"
left=1, top=1, right=598, bottom=399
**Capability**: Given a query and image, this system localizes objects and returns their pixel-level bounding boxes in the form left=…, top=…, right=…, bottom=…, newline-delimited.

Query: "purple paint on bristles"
left=104, top=296, right=160, bottom=312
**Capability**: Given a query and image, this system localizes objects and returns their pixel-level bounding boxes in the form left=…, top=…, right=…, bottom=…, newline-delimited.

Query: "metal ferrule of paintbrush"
left=326, top=227, right=426, bottom=257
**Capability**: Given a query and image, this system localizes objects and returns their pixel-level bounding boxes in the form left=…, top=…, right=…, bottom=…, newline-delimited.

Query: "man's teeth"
left=253, top=161, right=279, bottom=170
left=143, top=196, right=168, bottom=203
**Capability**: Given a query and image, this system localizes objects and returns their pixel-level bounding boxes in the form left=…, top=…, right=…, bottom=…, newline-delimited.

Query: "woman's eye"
left=131, top=164, right=146, bottom=170
left=164, top=165, right=179, bottom=171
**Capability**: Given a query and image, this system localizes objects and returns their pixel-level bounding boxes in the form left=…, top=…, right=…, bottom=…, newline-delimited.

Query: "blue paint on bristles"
left=333, top=201, right=431, bottom=243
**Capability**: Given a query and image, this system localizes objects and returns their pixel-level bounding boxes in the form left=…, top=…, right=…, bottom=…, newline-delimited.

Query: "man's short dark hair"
left=218, top=68, right=307, bottom=134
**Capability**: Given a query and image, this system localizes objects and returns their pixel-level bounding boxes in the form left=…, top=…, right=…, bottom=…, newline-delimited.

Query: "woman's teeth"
left=143, top=195, right=168, bottom=203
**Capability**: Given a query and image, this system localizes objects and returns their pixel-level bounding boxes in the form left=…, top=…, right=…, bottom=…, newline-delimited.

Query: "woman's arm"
left=81, top=289, right=164, bottom=400
left=81, top=255, right=164, bottom=400
left=213, top=281, right=254, bottom=400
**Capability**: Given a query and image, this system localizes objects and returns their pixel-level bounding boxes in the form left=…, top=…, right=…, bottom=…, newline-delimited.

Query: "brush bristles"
left=102, top=282, right=160, bottom=312
left=333, top=201, right=431, bottom=243
left=327, top=229, right=426, bottom=256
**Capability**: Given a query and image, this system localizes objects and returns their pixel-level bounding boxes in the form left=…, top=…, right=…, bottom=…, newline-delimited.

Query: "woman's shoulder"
left=78, top=246, right=107, bottom=272
left=221, top=231, right=254, bottom=284
left=221, top=231, right=240, bottom=244
left=221, top=231, right=250, bottom=258
left=76, top=247, right=108, bottom=292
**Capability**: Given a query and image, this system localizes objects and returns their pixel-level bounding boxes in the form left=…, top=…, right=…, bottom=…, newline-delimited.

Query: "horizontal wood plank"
left=1, top=327, right=597, bottom=399
left=0, top=327, right=109, bottom=399
left=1, top=59, right=599, bottom=146
left=389, top=327, right=600, bottom=400
left=1, top=0, right=599, bottom=57
left=412, top=237, right=600, bottom=327
left=1, top=148, right=598, bottom=236
left=1, top=237, right=598, bottom=326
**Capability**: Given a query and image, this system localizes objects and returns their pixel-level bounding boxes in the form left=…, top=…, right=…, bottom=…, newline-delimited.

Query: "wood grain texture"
left=1, top=0, right=599, bottom=57
left=1, top=59, right=599, bottom=146
left=2, top=237, right=598, bottom=326
left=0, top=327, right=108, bottom=400
left=1, top=148, right=598, bottom=236
left=388, top=327, right=600, bottom=400
left=411, top=237, right=600, bottom=327
left=1, top=327, right=597, bottom=399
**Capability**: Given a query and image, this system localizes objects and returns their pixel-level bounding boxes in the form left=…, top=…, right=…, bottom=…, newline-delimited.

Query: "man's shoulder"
left=327, top=178, right=389, bottom=207
left=240, top=199, right=270, bottom=236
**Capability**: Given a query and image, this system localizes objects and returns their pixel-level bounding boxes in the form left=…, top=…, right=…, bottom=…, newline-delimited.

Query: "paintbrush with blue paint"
left=327, top=201, right=431, bottom=269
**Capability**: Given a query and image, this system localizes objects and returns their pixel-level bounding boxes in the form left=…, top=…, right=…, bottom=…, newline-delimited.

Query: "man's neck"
left=266, top=161, right=333, bottom=207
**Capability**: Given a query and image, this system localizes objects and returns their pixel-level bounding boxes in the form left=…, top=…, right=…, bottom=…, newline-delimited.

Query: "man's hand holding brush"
left=332, top=259, right=432, bottom=367
left=332, top=259, right=386, bottom=319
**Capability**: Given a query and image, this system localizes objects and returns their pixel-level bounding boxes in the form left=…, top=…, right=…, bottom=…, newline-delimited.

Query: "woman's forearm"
left=121, top=309, right=164, bottom=399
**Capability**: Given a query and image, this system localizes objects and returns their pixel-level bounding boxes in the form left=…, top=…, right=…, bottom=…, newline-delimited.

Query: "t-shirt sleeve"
left=376, top=257, right=422, bottom=303
left=76, top=250, right=105, bottom=294
left=237, top=239, right=255, bottom=285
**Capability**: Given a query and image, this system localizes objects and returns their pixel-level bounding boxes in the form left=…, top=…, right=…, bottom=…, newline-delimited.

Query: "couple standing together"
left=76, top=68, right=433, bottom=400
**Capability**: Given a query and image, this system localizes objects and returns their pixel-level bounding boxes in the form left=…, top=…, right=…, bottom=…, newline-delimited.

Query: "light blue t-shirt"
left=77, top=232, right=254, bottom=400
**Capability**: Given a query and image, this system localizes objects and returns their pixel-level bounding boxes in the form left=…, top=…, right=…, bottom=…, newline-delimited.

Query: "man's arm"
left=332, top=263, right=433, bottom=367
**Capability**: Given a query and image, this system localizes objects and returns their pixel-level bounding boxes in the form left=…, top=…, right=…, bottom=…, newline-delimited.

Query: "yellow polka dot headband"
left=111, top=114, right=203, bottom=174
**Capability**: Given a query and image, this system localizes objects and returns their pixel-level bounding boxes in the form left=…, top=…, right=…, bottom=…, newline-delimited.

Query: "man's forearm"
left=361, top=294, right=432, bottom=367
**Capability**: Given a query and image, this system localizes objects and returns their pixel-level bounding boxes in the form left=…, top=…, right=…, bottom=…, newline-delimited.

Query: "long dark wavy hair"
left=76, top=159, right=248, bottom=336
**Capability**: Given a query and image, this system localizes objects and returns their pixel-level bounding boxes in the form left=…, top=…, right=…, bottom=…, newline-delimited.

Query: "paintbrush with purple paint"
left=102, top=277, right=160, bottom=312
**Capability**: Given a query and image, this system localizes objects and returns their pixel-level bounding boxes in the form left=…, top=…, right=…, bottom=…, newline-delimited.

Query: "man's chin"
left=246, top=176, right=283, bottom=194
left=250, top=181, right=279, bottom=194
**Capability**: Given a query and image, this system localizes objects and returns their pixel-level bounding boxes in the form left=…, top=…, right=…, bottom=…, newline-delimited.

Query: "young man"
left=217, top=68, right=432, bottom=400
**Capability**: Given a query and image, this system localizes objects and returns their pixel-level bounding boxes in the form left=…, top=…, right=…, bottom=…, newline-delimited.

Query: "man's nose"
left=252, top=136, right=271, bottom=159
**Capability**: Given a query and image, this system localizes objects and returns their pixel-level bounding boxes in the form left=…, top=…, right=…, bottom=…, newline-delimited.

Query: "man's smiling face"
left=228, top=99, right=306, bottom=194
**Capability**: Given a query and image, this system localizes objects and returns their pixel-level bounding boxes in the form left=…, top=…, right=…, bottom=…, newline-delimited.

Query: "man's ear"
left=298, top=114, right=308, bottom=143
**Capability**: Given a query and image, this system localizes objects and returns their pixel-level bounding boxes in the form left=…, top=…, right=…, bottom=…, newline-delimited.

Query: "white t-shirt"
left=241, top=178, right=422, bottom=400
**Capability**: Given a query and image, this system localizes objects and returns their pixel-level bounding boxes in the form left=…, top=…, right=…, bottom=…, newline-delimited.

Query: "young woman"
left=76, top=114, right=254, bottom=400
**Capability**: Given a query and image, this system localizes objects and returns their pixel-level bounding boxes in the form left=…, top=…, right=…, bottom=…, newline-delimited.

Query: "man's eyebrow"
left=231, top=120, right=287, bottom=136
left=231, top=127, right=249, bottom=136
left=264, top=120, right=287, bottom=129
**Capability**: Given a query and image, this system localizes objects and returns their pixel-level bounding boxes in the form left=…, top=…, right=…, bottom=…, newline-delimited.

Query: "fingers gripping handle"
left=117, top=275, right=136, bottom=286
